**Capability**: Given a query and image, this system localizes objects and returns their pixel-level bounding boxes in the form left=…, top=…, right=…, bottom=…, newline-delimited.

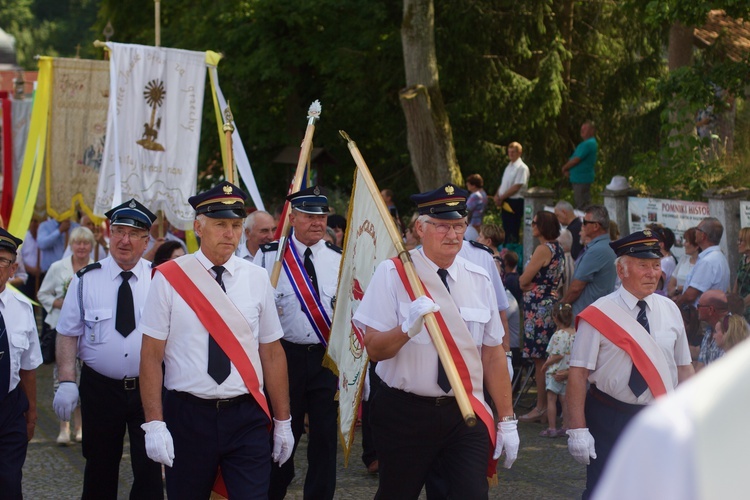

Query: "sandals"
left=539, top=428, right=557, bottom=438
left=518, top=407, right=547, bottom=423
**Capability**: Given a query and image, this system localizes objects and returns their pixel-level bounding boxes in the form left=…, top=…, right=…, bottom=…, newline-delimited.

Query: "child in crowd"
left=539, top=303, right=575, bottom=438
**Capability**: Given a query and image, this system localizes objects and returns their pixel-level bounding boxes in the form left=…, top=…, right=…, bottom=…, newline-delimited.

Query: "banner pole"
left=339, top=130, right=477, bottom=427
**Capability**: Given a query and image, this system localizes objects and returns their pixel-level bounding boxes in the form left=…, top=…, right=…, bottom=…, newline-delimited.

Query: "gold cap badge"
left=223, top=185, right=233, bottom=195
left=445, top=185, right=455, bottom=195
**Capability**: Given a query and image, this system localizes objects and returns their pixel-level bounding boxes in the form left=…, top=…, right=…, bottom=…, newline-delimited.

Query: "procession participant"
left=0, top=229, right=42, bottom=498
left=238, top=210, right=276, bottom=261
left=138, top=181, right=292, bottom=498
left=566, top=230, right=694, bottom=499
left=256, top=186, right=342, bottom=500
left=53, top=199, right=163, bottom=499
left=354, top=183, right=519, bottom=499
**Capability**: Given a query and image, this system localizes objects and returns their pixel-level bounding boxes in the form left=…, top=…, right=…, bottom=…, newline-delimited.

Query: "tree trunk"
left=400, top=0, right=462, bottom=191
left=667, top=22, right=695, bottom=147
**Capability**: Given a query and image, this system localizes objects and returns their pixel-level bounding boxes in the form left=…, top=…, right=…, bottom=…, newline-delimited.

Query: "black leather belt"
left=588, top=385, right=644, bottom=416
left=380, top=381, right=455, bottom=407
left=82, top=363, right=138, bottom=391
left=281, top=339, right=325, bottom=352
left=169, top=390, right=253, bottom=410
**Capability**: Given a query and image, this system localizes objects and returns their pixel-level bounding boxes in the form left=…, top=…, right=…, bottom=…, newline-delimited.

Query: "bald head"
left=244, top=211, right=276, bottom=256
left=697, top=289, right=728, bottom=325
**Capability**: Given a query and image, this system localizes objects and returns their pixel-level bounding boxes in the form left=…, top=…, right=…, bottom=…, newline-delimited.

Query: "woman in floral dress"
left=518, top=211, right=564, bottom=422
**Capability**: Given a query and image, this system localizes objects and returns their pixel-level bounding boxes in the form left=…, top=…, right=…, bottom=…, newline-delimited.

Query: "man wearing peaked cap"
left=565, top=229, right=694, bottom=498
left=54, top=198, right=164, bottom=499
left=0, top=228, right=42, bottom=499
left=353, top=182, right=519, bottom=498
left=139, top=181, right=292, bottom=498
left=255, top=184, right=342, bottom=500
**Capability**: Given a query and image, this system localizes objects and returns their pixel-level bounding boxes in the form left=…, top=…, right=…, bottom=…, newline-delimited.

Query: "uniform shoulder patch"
left=76, top=262, right=102, bottom=278
left=260, top=242, right=279, bottom=253
left=325, top=241, right=343, bottom=254
left=469, top=239, right=494, bottom=255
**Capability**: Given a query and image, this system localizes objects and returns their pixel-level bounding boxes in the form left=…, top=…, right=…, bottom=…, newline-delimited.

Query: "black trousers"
left=164, top=390, right=271, bottom=499
left=372, top=384, right=490, bottom=500
left=79, top=364, right=163, bottom=500
left=0, top=387, right=29, bottom=500
left=361, top=361, right=380, bottom=468
left=582, top=387, right=644, bottom=500
left=502, top=198, right=524, bottom=244
left=269, top=341, right=338, bottom=500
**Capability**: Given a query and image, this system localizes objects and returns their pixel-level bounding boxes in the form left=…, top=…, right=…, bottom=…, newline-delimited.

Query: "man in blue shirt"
left=562, top=121, right=598, bottom=210
left=561, top=205, right=616, bottom=317
left=675, top=217, right=730, bottom=308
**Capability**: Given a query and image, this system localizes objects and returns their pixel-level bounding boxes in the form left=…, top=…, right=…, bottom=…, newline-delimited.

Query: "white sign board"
left=628, top=197, right=710, bottom=259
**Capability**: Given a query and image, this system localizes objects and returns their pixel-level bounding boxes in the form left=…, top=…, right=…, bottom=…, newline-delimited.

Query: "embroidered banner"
left=96, top=43, right=206, bottom=228
left=325, top=167, right=398, bottom=464
left=46, top=58, right=109, bottom=221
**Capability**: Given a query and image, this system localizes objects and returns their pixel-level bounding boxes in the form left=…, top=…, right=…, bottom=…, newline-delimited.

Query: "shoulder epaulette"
left=325, top=241, right=343, bottom=254
left=76, top=262, right=102, bottom=278
left=260, top=242, right=279, bottom=253
left=469, top=240, right=494, bottom=255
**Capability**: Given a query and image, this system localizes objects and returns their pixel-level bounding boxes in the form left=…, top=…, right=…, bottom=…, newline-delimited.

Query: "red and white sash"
left=156, top=256, right=270, bottom=418
left=577, top=298, right=672, bottom=398
left=391, top=252, right=498, bottom=477
left=282, top=239, right=332, bottom=345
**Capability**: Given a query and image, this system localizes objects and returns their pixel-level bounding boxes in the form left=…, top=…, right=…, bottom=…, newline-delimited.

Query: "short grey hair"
left=586, top=205, right=610, bottom=228
left=69, top=226, right=95, bottom=246
left=244, top=210, right=271, bottom=231
left=555, top=200, right=574, bottom=214
left=699, top=217, right=723, bottom=245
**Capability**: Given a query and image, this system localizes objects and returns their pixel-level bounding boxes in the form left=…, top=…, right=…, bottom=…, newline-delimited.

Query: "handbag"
left=40, top=325, right=57, bottom=364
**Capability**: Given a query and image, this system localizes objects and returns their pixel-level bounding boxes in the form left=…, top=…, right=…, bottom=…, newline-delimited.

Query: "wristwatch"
left=499, top=414, right=517, bottom=422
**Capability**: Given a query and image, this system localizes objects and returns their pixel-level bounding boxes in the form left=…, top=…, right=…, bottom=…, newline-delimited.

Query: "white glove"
left=141, top=420, right=175, bottom=467
left=567, top=428, right=597, bottom=465
left=506, top=355, right=514, bottom=381
left=53, top=382, right=79, bottom=421
left=272, top=417, right=294, bottom=465
left=493, top=420, right=520, bottom=468
left=401, top=296, right=440, bottom=338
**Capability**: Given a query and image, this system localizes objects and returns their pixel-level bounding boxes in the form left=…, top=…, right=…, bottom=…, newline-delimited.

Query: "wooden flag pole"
left=270, top=100, right=321, bottom=287
left=222, top=103, right=236, bottom=185
left=339, top=130, right=477, bottom=427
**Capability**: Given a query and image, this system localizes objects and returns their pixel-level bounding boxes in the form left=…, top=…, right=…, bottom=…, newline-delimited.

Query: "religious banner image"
left=628, top=197, right=710, bottom=259
left=96, top=43, right=206, bottom=228
left=46, top=58, right=109, bottom=219
left=326, top=168, right=398, bottom=461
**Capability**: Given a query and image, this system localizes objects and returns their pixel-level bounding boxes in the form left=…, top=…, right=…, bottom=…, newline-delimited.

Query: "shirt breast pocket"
left=84, top=308, right=112, bottom=344
left=460, top=307, right=491, bottom=346
left=9, top=330, right=30, bottom=372
left=274, top=290, right=296, bottom=319
left=238, top=302, right=261, bottom=340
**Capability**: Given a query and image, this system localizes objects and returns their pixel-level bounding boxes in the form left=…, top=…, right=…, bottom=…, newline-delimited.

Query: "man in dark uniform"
left=54, top=199, right=163, bottom=499
left=0, top=228, right=42, bottom=499
left=256, top=186, right=342, bottom=500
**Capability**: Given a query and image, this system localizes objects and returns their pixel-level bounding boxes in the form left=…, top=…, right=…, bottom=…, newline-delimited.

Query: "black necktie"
left=115, top=271, right=135, bottom=337
left=436, top=268, right=451, bottom=393
left=208, top=266, right=231, bottom=385
left=304, top=248, right=319, bottom=296
left=629, top=300, right=650, bottom=397
left=0, top=312, right=9, bottom=402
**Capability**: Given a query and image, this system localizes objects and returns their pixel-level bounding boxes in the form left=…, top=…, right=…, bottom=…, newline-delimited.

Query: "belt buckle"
left=123, top=377, right=137, bottom=391
left=434, top=396, right=449, bottom=406
left=216, top=399, right=232, bottom=410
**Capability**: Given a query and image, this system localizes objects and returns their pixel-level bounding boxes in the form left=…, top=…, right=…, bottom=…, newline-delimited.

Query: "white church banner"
left=95, top=42, right=206, bottom=228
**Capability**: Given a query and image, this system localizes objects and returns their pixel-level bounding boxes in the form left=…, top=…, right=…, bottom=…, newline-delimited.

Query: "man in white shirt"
left=238, top=210, right=276, bottom=261
left=54, top=198, right=163, bottom=499
left=494, top=141, right=529, bottom=243
left=675, top=217, right=730, bottom=308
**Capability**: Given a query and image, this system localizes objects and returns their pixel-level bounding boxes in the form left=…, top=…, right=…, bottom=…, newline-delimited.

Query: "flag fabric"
left=0, top=95, right=32, bottom=223
left=325, top=167, right=398, bottom=463
left=46, top=58, right=109, bottom=221
left=10, top=98, right=32, bottom=202
left=95, top=42, right=206, bottom=228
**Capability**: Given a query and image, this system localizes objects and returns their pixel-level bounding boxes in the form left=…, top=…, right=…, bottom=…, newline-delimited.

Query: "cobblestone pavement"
left=24, top=362, right=585, bottom=499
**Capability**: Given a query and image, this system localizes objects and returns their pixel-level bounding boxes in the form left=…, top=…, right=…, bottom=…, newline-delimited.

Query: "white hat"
left=605, top=175, right=629, bottom=191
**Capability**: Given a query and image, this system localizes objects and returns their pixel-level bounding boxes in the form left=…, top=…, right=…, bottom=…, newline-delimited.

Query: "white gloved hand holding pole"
left=567, top=428, right=597, bottom=465
left=52, top=381, right=79, bottom=422
left=141, top=420, right=175, bottom=467
left=272, top=417, right=294, bottom=465
left=493, top=420, right=520, bottom=468
left=401, top=296, right=440, bottom=338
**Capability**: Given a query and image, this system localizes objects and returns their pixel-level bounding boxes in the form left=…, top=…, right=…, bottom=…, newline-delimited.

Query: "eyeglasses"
left=0, top=257, right=14, bottom=268
left=582, top=220, right=599, bottom=226
left=696, top=304, right=712, bottom=309
left=695, top=227, right=705, bottom=234
left=423, top=220, right=467, bottom=234
left=111, top=227, right=149, bottom=241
